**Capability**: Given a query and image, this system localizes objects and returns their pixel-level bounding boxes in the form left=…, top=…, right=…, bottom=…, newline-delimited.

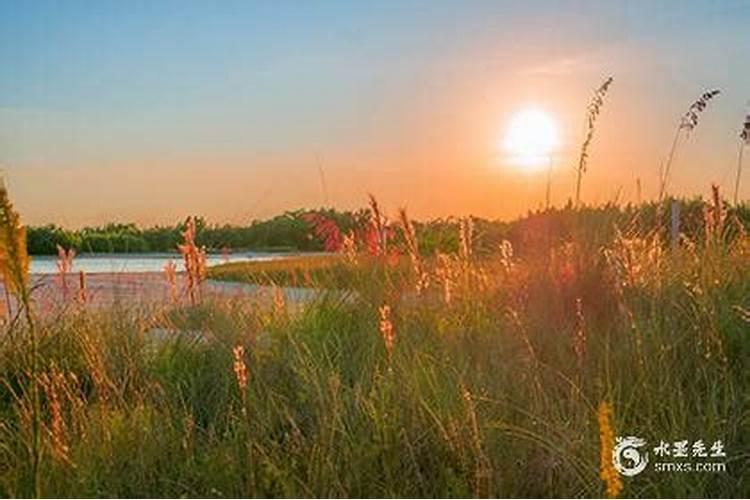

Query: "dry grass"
left=659, top=90, right=721, bottom=201
left=208, top=254, right=346, bottom=288
left=0, top=187, right=748, bottom=498
left=575, top=76, right=614, bottom=206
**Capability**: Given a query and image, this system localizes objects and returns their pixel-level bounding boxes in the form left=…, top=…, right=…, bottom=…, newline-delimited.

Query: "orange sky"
left=2, top=2, right=749, bottom=227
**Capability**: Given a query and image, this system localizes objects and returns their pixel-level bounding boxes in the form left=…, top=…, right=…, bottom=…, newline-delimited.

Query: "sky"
left=1, top=0, right=749, bottom=227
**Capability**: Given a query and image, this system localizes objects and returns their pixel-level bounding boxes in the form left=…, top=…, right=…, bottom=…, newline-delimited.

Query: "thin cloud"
left=522, top=55, right=601, bottom=77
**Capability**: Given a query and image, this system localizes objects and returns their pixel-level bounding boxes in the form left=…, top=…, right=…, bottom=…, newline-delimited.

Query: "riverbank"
left=0, top=272, right=322, bottom=314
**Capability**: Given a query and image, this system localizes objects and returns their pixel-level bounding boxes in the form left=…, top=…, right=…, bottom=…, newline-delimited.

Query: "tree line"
left=25, top=199, right=750, bottom=256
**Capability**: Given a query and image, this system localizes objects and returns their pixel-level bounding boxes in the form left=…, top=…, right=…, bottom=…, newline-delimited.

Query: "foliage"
left=1, top=195, right=748, bottom=497
left=24, top=200, right=750, bottom=258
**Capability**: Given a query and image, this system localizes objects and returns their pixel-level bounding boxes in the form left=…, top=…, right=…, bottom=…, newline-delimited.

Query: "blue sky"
left=1, top=1, right=749, bottom=225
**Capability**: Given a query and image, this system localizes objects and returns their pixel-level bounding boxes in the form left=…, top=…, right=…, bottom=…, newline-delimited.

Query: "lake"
left=30, top=252, right=287, bottom=275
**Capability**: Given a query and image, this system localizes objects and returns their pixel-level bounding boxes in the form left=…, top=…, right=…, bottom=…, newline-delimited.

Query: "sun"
left=503, top=108, right=560, bottom=170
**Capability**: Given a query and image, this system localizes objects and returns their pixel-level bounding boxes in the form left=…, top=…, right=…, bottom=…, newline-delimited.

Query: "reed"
left=178, top=217, right=207, bottom=305
left=55, top=245, right=75, bottom=301
left=459, top=217, right=474, bottom=262
left=37, top=363, right=71, bottom=465
left=734, top=112, right=750, bottom=204
left=398, top=208, right=428, bottom=294
left=0, top=189, right=747, bottom=497
left=0, top=182, right=38, bottom=497
left=659, top=90, right=720, bottom=201
left=378, top=304, right=395, bottom=361
left=366, top=194, right=389, bottom=257
left=597, top=401, right=623, bottom=498
left=163, top=260, right=178, bottom=303
left=575, top=76, right=614, bottom=206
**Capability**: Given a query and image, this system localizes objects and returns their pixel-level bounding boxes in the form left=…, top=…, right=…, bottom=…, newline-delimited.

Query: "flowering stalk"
left=163, top=260, right=178, bottom=303
left=367, top=194, right=389, bottom=257
left=178, top=217, right=207, bottom=306
left=0, top=182, right=39, bottom=497
left=575, top=77, right=614, bottom=206
left=597, top=401, right=623, bottom=498
left=56, top=245, right=75, bottom=301
left=659, top=90, right=720, bottom=201
left=398, top=209, right=428, bottom=294
left=379, top=305, right=395, bottom=361
left=734, top=112, right=750, bottom=205
left=233, top=345, right=249, bottom=393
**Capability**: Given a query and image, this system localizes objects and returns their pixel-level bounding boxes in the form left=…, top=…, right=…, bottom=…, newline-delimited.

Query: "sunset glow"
left=0, top=4, right=748, bottom=498
left=503, top=108, right=559, bottom=170
left=1, top=2, right=749, bottom=224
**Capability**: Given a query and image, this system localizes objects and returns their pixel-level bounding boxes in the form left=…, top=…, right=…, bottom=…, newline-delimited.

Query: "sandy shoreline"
left=0, top=272, right=320, bottom=313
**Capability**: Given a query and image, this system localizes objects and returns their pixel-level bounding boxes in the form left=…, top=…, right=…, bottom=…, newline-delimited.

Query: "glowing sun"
left=503, top=108, right=560, bottom=170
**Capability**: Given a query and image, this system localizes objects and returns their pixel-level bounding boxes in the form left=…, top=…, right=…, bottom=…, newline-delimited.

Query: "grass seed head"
left=680, top=90, right=720, bottom=133
left=597, top=401, right=623, bottom=498
left=233, top=345, right=248, bottom=392
left=379, top=304, right=395, bottom=359
left=576, top=76, right=614, bottom=190
left=0, top=182, right=30, bottom=298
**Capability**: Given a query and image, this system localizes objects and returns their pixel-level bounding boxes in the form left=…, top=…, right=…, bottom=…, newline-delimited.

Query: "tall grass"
left=0, top=182, right=38, bottom=497
left=735, top=111, right=750, bottom=205
left=0, top=188, right=747, bottom=497
left=659, top=90, right=721, bottom=202
left=575, top=76, right=613, bottom=206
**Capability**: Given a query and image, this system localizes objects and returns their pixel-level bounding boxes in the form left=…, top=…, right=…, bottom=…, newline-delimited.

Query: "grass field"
left=0, top=191, right=749, bottom=497
left=208, top=254, right=349, bottom=289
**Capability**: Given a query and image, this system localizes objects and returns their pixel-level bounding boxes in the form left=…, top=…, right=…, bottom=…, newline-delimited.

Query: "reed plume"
left=232, top=345, right=250, bottom=420
left=398, top=209, right=428, bottom=294
left=0, top=184, right=30, bottom=299
left=366, top=194, right=389, bottom=257
left=572, top=297, right=586, bottom=370
left=0, top=181, right=40, bottom=497
left=435, top=253, right=455, bottom=304
left=178, top=217, right=207, bottom=305
left=734, top=112, right=750, bottom=205
left=378, top=304, right=395, bottom=361
left=233, top=345, right=249, bottom=392
left=163, top=260, right=178, bottom=303
left=597, top=401, right=623, bottom=498
left=659, top=90, right=720, bottom=201
left=56, top=245, right=75, bottom=301
left=341, top=230, right=357, bottom=263
left=575, top=76, right=614, bottom=206
left=498, top=240, right=514, bottom=272
left=38, top=363, right=71, bottom=465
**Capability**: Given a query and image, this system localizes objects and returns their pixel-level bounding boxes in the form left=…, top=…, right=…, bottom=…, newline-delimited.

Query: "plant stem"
left=21, top=288, right=41, bottom=498
left=546, top=157, right=552, bottom=210
left=659, top=127, right=682, bottom=202
left=734, top=142, right=744, bottom=205
left=3, top=286, right=11, bottom=323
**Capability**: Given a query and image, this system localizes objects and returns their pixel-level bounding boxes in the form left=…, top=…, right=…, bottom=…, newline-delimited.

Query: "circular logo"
left=613, top=436, right=649, bottom=476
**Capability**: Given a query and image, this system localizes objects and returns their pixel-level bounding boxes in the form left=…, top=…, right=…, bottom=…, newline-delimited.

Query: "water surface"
left=30, top=252, right=286, bottom=275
